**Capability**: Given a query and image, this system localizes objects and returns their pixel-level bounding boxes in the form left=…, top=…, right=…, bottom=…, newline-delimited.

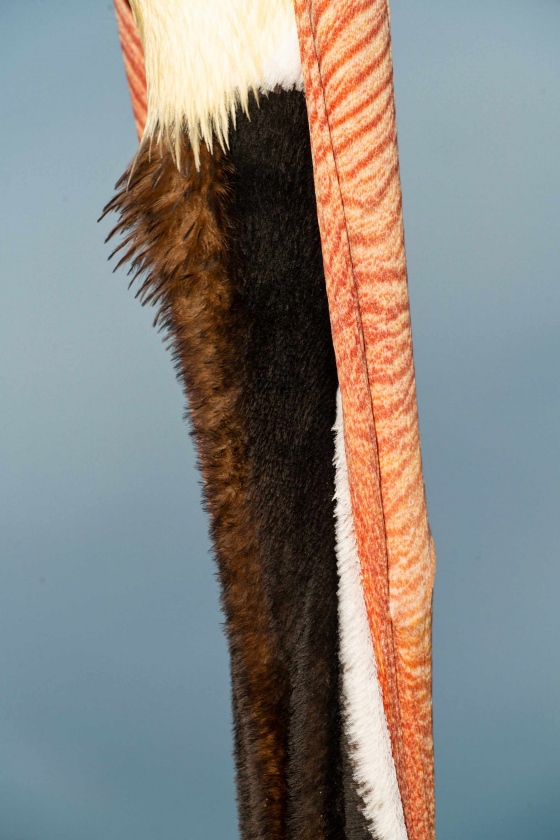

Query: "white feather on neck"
left=333, top=390, right=409, bottom=840
left=129, top=0, right=303, bottom=164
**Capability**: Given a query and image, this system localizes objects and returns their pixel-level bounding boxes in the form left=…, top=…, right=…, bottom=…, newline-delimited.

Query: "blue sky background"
left=1, top=2, right=559, bottom=838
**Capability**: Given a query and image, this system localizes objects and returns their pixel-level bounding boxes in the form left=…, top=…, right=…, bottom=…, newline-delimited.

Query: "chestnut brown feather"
left=104, top=137, right=288, bottom=839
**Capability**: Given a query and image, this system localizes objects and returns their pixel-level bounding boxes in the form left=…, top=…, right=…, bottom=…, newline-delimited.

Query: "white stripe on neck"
left=333, top=390, right=409, bottom=840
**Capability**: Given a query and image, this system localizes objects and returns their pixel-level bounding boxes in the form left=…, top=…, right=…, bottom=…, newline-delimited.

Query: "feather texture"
left=226, top=89, right=344, bottom=840
left=129, top=0, right=303, bottom=164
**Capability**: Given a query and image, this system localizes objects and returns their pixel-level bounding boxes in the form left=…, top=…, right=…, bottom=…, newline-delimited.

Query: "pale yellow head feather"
left=129, top=0, right=302, bottom=166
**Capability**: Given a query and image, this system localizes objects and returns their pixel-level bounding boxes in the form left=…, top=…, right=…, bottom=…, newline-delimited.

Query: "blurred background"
left=1, top=1, right=559, bottom=838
